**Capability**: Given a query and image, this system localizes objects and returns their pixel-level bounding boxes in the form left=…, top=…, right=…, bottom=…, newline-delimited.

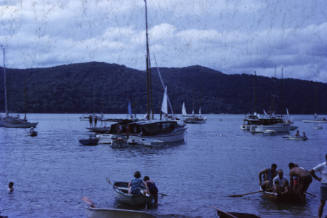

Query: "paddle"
left=82, top=196, right=96, bottom=208
left=305, top=192, right=316, bottom=197
left=227, top=190, right=262, bottom=197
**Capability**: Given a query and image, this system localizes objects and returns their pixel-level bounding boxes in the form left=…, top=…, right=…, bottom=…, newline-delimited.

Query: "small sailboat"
left=181, top=102, right=206, bottom=124
left=0, top=46, right=38, bottom=128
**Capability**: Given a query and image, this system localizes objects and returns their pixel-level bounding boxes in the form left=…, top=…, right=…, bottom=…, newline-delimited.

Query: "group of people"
left=259, top=162, right=312, bottom=199
left=259, top=154, right=327, bottom=218
left=128, top=171, right=158, bottom=208
left=295, top=130, right=306, bottom=138
left=88, top=115, right=98, bottom=128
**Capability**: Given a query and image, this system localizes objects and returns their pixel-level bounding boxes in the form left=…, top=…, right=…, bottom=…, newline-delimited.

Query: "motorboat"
left=283, top=135, right=308, bottom=141
left=29, top=127, right=38, bottom=137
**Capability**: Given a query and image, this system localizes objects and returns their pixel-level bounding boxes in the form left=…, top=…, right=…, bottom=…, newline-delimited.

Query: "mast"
left=252, top=71, right=256, bottom=113
left=1, top=46, right=8, bottom=116
left=144, top=0, right=152, bottom=120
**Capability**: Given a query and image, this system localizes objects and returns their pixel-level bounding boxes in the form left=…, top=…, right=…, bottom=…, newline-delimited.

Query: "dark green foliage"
left=0, top=62, right=326, bottom=114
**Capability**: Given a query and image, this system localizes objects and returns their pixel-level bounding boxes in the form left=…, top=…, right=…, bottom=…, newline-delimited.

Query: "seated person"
left=273, top=169, right=289, bottom=195
left=128, top=171, right=147, bottom=195
left=259, top=163, right=278, bottom=191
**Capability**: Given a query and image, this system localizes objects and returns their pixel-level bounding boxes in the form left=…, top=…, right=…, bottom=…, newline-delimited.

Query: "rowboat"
left=262, top=190, right=305, bottom=203
left=79, top=135, right=100, bottom=146
left=216, top=208, right=260, bottom=218
left=283, top=135, right=308, bottom=141
left=113, top=181, right=148, bottom=207
left=87, top=207, right=155, bottom=218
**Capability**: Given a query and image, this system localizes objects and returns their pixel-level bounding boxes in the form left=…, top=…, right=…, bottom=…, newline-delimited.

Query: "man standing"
left=259, top=163, right=277, bottom=191
left=289, top=162, right=312, bottom=198
left=311, top=154, right=327, bottom=218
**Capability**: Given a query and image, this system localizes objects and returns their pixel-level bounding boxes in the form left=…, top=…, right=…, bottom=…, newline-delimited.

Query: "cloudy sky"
left=0, top=0, right=327, bottom=82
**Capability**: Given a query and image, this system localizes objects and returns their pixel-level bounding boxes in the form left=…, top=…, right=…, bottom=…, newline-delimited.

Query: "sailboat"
left=181, top=102, right=206, bottom=124
left=0, top=46, right=38, bottom=128
left=104, top=0, right=186, bottom=145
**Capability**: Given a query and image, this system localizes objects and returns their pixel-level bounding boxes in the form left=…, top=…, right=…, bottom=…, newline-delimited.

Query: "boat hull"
left=87, top=207, right=155, bottom=218
left=262, top=191, right=305, bottom=203
left=252, top=123, right=290, bottom=133
left=141, top=127, right=186, bottom=144
left=79, top=138, right=99, bottom=146
left=216, top=208, right=260, bottom=218
left=303, top=120, right=327, bottom=123
left=0, top=120, right=38, bottom=128
left=113, top=182, right=147, bottom=207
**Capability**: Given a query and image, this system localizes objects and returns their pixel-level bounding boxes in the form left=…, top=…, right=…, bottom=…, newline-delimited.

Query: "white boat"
left=263, top=129, right=277, bottom=135
left=283, top=135, right=308, bottom=141
left=87, top=207, right=155, bottom=218
left=314, top=125, right=323, bottom=130
left=303, top=114, right=327, bottom=123
left=112, top=181, right=148, bottom=207
left=250, top=114, right=290, bottom=133
left=181, top=102, right=206, bottom=124
left=0, top=46, right=38, bottom=128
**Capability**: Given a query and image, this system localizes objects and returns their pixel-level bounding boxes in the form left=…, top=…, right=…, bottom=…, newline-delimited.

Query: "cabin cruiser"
left=241, top=113, right=260, bottom=130
left=250, top=115, right=291, bottom=133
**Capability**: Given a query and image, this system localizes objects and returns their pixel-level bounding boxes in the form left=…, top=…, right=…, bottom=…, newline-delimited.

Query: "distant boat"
left=181, top=102, right=206, bottom=124
left=303, top=114, right=327, bottom=123
left=29, top=127, right=38, bottom=137
left=0, top=46, right=38, bottom=128
left=283, top=135, right=308, bottom=141
left=79, top=134, right=99, bottom=146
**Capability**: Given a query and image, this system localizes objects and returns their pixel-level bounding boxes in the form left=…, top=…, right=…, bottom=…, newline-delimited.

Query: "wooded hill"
left=0, top=62, right=326, bottom=114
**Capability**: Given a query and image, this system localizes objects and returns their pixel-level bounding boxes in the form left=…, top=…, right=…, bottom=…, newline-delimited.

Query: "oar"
left=227, top=190, right=262, bottom=197
left=305, top=192, right=316, bottom=197
left=82, top=196, right=96, bottom=208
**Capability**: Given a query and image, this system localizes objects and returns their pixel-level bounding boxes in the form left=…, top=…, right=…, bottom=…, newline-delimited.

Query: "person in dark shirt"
left=144, top=176, right=158, bottom=207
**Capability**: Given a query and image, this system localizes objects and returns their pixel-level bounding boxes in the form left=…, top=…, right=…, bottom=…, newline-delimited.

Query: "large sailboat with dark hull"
left=104, top=0, right=186, bottom=145
left=0, top=46, right=38, bottom=128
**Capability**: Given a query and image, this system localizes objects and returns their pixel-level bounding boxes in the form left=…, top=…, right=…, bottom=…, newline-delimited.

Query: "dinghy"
left=216, top=208, right=260, bottom=218
left=283, top=135, right=308, bottom=141
left=112, top=181, right=148, bottom=207
left=79, top=135, right=99, bottom=146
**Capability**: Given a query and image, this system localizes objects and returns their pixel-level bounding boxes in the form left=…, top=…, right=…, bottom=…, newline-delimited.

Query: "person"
left=8, top=181, right=14, bottom=193
left=273, top=169, right=289, bottom=196
left=144, top=176, right=158, bottom=207
left=94, top=116, right=98, bottom=127
left=128, top=171, right=147, bottom=195
left=302, top=131, right=307, bottom=138
left=259, top=163, right=278, bottom=191
left=88, top=115, right=93, bottom=128
left=295, top=130, right=300, bottom=137
left=289, top=162, right=312, bottom=198
left=310, top=154, right=327, bottom=218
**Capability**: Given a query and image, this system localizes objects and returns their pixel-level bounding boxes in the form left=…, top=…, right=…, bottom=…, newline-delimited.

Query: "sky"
left=0, top=0, right=327, bottom=82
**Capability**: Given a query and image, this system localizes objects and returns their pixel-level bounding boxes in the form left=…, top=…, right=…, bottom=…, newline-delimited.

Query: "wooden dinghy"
left=79, top=135, right=100, bottom=146
left=216, top=208, right=260, bottom=218
left=262, top=190, right=305, bottom=203
left=113, top=181, right=148, bottom=207
left=87, top=207, right=155, bottom=218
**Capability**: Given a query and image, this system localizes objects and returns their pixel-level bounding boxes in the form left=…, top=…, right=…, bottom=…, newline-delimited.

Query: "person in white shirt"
left=273, top=169, right=289, bottom=196
left=311, top=154, right=327, bottom=218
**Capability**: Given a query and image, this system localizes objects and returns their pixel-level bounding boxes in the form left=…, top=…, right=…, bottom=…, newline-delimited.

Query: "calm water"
left=0, top=114, right=326, bottom=217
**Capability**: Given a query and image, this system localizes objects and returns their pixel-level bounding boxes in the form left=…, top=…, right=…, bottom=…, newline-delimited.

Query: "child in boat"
left=144, top=176, right=158, bottom=207
left=128, top=171, right=147, bottom=195
left=8, top=181, right=14, bottom=193
left=273, top=170, right=289, bottom=196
